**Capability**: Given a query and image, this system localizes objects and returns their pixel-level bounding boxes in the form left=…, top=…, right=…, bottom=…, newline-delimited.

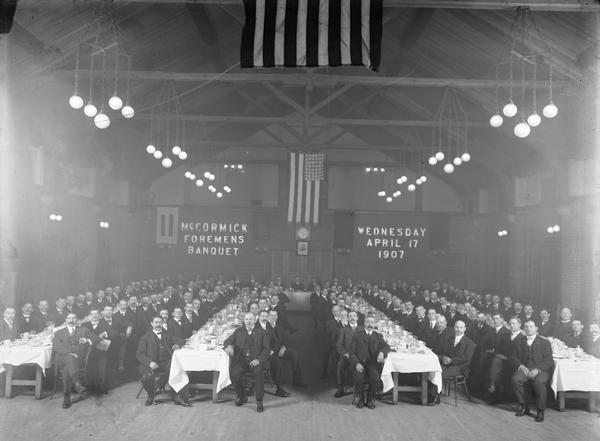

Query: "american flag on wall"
left=241, top=0, right=383, bottom=71
left=288, top=152, right=325, bottom=224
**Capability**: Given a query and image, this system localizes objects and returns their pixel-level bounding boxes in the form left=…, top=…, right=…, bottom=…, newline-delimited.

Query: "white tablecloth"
left=168, top=348, right=231, bottom=393
left=381, top=348, right=443, bottom=393
left=0, top=344, right=53, bottom=374
left=551, top=357, right=600, bottom=394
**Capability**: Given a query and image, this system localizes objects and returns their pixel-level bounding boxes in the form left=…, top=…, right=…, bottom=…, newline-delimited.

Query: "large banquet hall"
left=0, top=1, right=599, bottom=440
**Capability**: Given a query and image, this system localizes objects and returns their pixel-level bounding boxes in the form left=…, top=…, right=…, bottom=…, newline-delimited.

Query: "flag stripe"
left=313, top=180, right=320, bottom=224
left=263, top=0, right=278, bottom=67
left=349, top=0, right=362, bottom=65
left=305, top=0, right=319, bottom=67
left=304, top=179, right=312, bottom=224
left=295, top=153, right=304, bottom=223
left=283, top=0, right=298, bottom=66
left=287, top=152, right=296, bottom=223
left=360, top=0, right=370, bottom=68
left=240, top=0, right=256, bottom=67
left=317, top=0, right=329, bottom=66
left=296, top=0, right=308, bottom=65
left=340, top=0, right=351, bottom=65
left=328, top=0, right=342, bottom=66
left=369, top=0, right=382, bottom=71
left=253, top=0, right=266, bottom=66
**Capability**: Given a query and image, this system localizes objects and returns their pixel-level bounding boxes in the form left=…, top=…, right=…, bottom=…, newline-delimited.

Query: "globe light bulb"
left=435, top=151, right=445, bottom=161
left=203, top=171, right=211, bottom=179
left=453, top=157, right=463, bottom=166
left=209, top=174, right=215, bottom=181
left=502, top=101, right=518, bottom=118
left=396, top=178, right=403, bottom=185
left=428, top=156, right=437, bottom=166
left=461, top=152, right=471, bottom=162
left=153, top=150, right=163, bottom=159
left=237, top=164, right=243, bottom=169
left=514, top=121, right=531, bottom=138
left=146, top=144, right=156, bottom=154
left=108, top=95, right=123, bottom=111
left=503, top=230, right=508, bottom=236
left=55, top=215, right=63, bottom=221
left=416, top=178, right=423, bottom=185
left=49, top=214, right=56, bottom=221
left=94, top=113, right=110, bottom=129
left=69, top=95, right=84, bottom=110
left=178, top=151, right=187, bottom=160
left=216, top=192, right=223, bottom=198
left=420, top=176, right=427, bottom=182
left=443, top=163, right=455, bottom=174
left=400, top=176, right=407, bottom=183
left=224, top=186, right=231, bottom=193
left=377, top=191, right=386, bottom=197
left=83, top=103, right=98, bottom=118
left=161, top=157, right=172, bottom=168
left=490, top=113, right=504, bottom=128
left=407, top=184, right=416, bottom=192
left=546, top=226, right=554, bottom=234
left=527, top=112, right=541, bottom=127
left=208, top=185, right=216, bottom=193
left=380, top=168, right=386, bottom=173
left=189, top=174, right=196, bottom=181
left=121, top=105, right=134, bottom=119
left=184, top=171, right=191, bottom=179
left=497, top=231, right=503, bottom=237
left=172, top=146, right=182, bottom=156
left=553, top=224, right=560, bottom=232
left=385, top=196, right=393, bottom=203
left=195, top=179, right=204, bottom=187
left=542, top=102, right=558, bottom=119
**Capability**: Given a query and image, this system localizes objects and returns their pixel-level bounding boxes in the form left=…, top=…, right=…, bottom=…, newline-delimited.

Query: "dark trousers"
left=271, top=348, right=303, bottom=386
left=336, top=356, right=351, bottom=387
left=86, top=350, right=108, bottom=390
left=139, top=360, right=170, bottom=399
left=230, top=361, right=264, bottom=401
left=511, top=370, right=549, bottom=411
left=488, top=355, right=506, bottom=387
left=56, top=353, right=85, bottom=395
left=353, top=363, right=381, bottom=402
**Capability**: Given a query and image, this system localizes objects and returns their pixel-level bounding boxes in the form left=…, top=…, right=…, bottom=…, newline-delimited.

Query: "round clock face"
left=297, top=226, right=310, bottom=240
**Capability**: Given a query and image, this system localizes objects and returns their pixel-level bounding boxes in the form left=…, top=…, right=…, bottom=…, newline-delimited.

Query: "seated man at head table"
left=0, top=307, right=20, bottom=341
left=52, top=312, right=101, bottom=409
left=136, top=315, right=191, bottom=407
left=267, top=309, right=307, bottom=390
left=335, top=310, right=363, bottom=400
left=348, top=315, right=390, bottom=409
left=427, top=320, right=475, bottom=406
left=510, top=319, right=554, bottom=422
left=224, top=311, right=271, bottom=413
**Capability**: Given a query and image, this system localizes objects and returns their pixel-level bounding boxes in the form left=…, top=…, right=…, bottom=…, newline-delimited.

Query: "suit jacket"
left=336, top=324, right=362, bottom=356
left=510, top=335, right=553, bottom=373
left=223, top=325, right=270, bottom=365
left=441, top=335, right=476, bottom=375
left=565, top=332, right=589, bottom=350
left=167, top=318, right=192, bottom=341
left=0, top=319, right=19, bottom=341
left=17, top=314, right=44, bottom=333
left=326, top=318, right=344, bottom=348
left=183, top=313, right=201, bottom=332
left=555, top=321, right=572, bottom=341
left=349, top=329, right=390, bottom=367
left=431, top=328, right=454, bottom=356
left=538, top=320, right=554, bottom=338
left=419, top=320, right=439, bottom=348
left=483, top=326, right=511, bottom=353
left=136, top=329, right=181, bottom=367
left=52, top=326, right=100, bottom=359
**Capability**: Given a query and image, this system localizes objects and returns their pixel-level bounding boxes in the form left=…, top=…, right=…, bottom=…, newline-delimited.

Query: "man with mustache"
left=349, top=315, right=390, bottom=409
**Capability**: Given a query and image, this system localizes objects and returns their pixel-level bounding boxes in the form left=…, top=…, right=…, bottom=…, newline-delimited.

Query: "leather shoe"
left=351, top=392, right=359, bottom=406
left=515, top=403, right=530, bottom=417
left=334, top=388, right=345, bottom=398
left=174, top=396, right=192, bottom=407
left=366, top=400, right=376, bottom=409
left=535, top=410, right=544, bottom=422
left=62, top=398, right=71, bottom=409
left=145, top=398, right=154, bottom=406
left=73, top=382, right=86, bottom=394
left=356, top=399, right=364, bottom=409
left=256, top=401, right=264, bottom=413
left=275, top=388, right=291, bottom=397
left=234, top=396, right=246, bottom=406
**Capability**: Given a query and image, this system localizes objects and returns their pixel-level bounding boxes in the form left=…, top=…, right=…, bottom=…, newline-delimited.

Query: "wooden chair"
left=136, top=371, right=169, bottom=400
left=51, top=346, right=92, bottom=399
left=443, top=374, right=473, bottom=407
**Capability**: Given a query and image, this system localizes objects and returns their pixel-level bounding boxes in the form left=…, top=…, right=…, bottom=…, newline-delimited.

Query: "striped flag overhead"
left=241, top=0, right=383, bottom=71
left=288, top=152, right=325, bottom=224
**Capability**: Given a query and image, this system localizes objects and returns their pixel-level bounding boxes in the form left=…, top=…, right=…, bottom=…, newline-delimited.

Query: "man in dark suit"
left=17, top=302, right=44, bottom=333
left=224, top=312, right=271, bottom=412
left=168, top=307, right=192, bottom=341
left=52, top=313, right=100, bottom=408
left=99, top=305, right=121, bottom=388
left=48, top=298, right=68, bottom=326
left=291, top=276, right=305, bottom=291
left=482, top=313, right=511, bottom=395
left=322, top=305, right=343, bottom=379
left=588, top=322, right=600, bottom=358
left=267, top=310, right=306, bottom=391
left=136, top=315, right=190, bottom=407
left=255, top=309, right=290, bottom=397
left=34, top=300, right=53, bottom=329
left=82, top=308, right=111, bottom=394
left=112, top=299, right=132, bottom=373
left=555, top=307, right=573, bottom=341
left=430, top=316, right=454, bottom=356
left=349, top=315, right=390, bottom=409
left=349, top=300, right=365, bottom=326
left=335, top=310, right=362, bottom=400
left=0, top=307, right=19, bottom=340
left=418, top=308, right=439, bottom=346
left=428, top=320, right=475, bottom=405
left=183, top=303, right=201, bottom=333
left=564, top=319, right=588, bottom=349
left=538, top=308, right=553, bottom=338
left=510, top=319, right=554, bottom=422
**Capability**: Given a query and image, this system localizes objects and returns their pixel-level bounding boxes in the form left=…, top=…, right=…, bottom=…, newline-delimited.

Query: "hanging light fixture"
left=153, top=150, right=163, bottom=159
left=161, top=158, right=172, bottom=168
left=69, top=45, right=84, bottom=109
left=443, top=163, right=455, bottom=174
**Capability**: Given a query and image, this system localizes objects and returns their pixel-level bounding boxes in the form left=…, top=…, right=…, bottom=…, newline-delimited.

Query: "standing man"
left=335, top=310, right=362, bottom=400
left=136, top=316, right=190, bottom=407
left=349, top=315, right=390, bottom=409
left=510, top=320, right=553, bottom=422
left=224, top=312, right=271, bottom=413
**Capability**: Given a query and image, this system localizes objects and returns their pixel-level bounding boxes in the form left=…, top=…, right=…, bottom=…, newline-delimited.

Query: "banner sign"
left=181, top=221, right=248, bottom=256
left=356, top=225, right=427, bottom=260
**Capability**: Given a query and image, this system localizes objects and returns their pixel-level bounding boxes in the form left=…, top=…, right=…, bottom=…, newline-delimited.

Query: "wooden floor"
left=1, top=314, right=598, bottom=441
